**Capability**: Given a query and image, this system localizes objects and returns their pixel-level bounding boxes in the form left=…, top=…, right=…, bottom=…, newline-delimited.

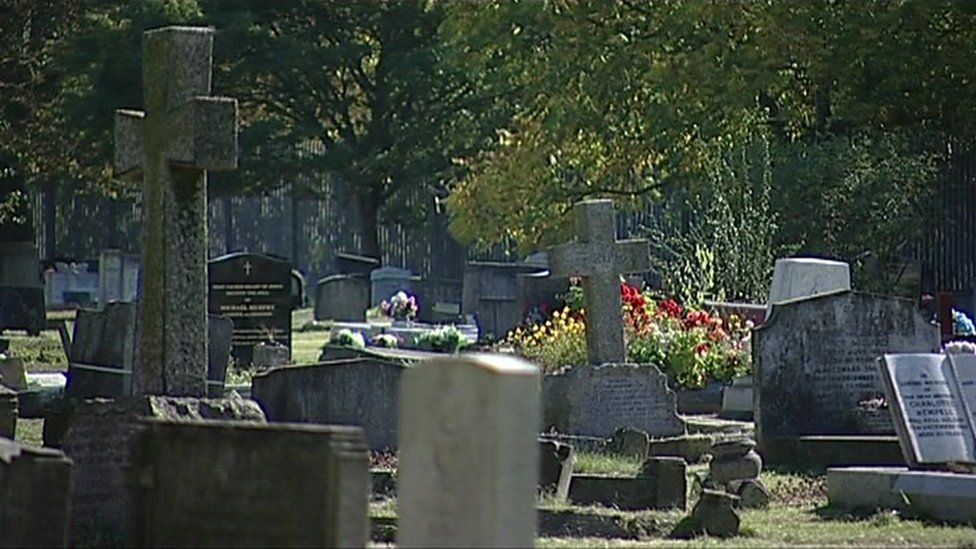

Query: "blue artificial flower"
left=952, top=309, right=976, bottom=335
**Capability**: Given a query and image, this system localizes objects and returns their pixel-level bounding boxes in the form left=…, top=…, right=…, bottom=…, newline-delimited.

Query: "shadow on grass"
left=812, top=502, right=976, bottom=531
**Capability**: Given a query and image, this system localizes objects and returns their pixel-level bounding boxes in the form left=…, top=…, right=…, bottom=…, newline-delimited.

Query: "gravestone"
left=0, top=385, right=16, bottom=438
left=252, top=357, right=405, bottom=450
left=415, top=276, right=463, bottom=324
left=398, top=354, right=540, bottom=547
left=754, top=291, right=939, bottom=445
left=207, top=314, right=233, bottom=397
left=131, top=419, right=368, bottom=547
left=44, top=261, right=99, bottom=309
left=879, top=353, right=976, bottom=468
left=370, top=266, right=413, bottom=307
left=98, top=249, right=141, bottom=305
left=0, top=241, right=45, bottom=335
left=543, top=363, right=685, bottom=438
left=208, top=252, right=293, bottom=367
left=462, top=261, right=546, bottom=339
left=0, top=437, right=74, bottom=548
left=768, top=257, right=851, bottom=304
left=548, top=199, right=649, bottom=364
left=314, top=274, right=369, bottom=321
left=115, top=26, right=238, bottom=396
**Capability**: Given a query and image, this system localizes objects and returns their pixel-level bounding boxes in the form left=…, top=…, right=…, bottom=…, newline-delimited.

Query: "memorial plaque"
left=754, top=291, right=939, bottom=442
left=208, top=253, right=293, bottom=367
left=879, top=353, right=976, bottom=467
left=542, top=363, right=684, bottom=438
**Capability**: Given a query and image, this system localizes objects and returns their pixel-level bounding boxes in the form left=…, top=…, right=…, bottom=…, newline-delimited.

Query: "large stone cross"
left=549, top=199, right=649, bottom=365
left=114, top=27, right=238, bottom=396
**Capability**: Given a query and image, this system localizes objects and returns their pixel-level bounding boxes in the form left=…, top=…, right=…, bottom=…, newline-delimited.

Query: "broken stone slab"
left=607, top=426, right=650, bottom=460
left=539, top=438, right=575, bottom=501
left=669, top=489, right=740, bottom=539
left=729, top=478, right=770, bottom=509
left=0, top=438, right=74, bottom=548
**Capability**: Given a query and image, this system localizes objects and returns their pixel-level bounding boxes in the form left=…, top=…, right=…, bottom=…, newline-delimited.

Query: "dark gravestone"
left=0, top=241, right=45, bottom=335
left=209, top=252, right=294, bottom=367
left=131, top=419, right=368, bottom=547
left=462, top=261, right=546, bottom=339
left=56, top=396, right=265, bottom=546
left=415, top=277, right=463, bottom=324
left=67, top=304, right=232, bottom=399
left=315, top=274, right=369, bottom=321
left=0, top=438, right=74, bottom=548
left=252, top=358, right=405, bottom=450
left=370, top=266, right=413, bottom=307
left=539, top=439, right=574, bottom=501
left=0, top=385, right=17, bottom=438
left=754, top=291, right=939, bottom=445
left=543, top=363, right=685, bottom=438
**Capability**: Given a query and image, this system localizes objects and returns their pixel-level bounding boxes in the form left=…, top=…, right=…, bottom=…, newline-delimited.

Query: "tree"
left=204, top=0, right=493, bottom=259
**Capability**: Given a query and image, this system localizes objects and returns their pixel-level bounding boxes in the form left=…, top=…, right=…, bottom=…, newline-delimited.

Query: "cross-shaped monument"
left=114, top=27, right=238, bottom=396
left=549, top=199, right=650, bottom=365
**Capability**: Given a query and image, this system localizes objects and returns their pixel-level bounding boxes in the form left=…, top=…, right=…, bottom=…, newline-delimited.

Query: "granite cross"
left=549, top=199, right=650, bottom=365
left=114, top=27, right=238, bottom=396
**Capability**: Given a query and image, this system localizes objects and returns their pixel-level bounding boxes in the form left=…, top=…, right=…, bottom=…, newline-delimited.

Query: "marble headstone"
left=768, top=257, right=851, bottom=304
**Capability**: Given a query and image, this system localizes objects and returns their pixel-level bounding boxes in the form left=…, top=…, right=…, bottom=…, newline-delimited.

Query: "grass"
left=6, top=329, right=67, bottom=372
left=14, top=418, right=44, bottom=447
left=574, top=451, right=644, bottom=476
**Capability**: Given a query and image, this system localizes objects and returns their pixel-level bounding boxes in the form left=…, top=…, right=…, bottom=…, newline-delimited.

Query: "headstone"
left=543, top=363, right=685, bottom=438
left=0, top=438, right=74, bottom=548
left=370, top=266, right=413, bottom=307
left=720, top=375, right=754, bottom=420
left=754, top=291, right=939, bottom=443
left=462, top=261, right=546, bottom=339
left=56, top=395, right=265, bottom=546
left=115, top=26, right=238, bottom=396
left=290, top=269, right=305, bottom=308
left=252, top=341, right=289, bottom=370
left=0, top=385, right=17, bottom=438
left=398, top=354, right=540, bottom=547
left=548, top=199, right=649, bottom=364
left=0, top=355, right=28, bottom=391
left=669, top=489, right=740, bottom=539
left=878, top=353, right=976, bottom=468
left=98, top=249, right=141, bottom=305
left=44, top=261, right=99, bottom=309
left=639, top=456, right=688, bottom=510
left=314, top=274, right=369, bottom=321
left=252, top=358, right=406, bottom=450
left=131, top=419, right=368, bottom=547
left=207, top=314, right=233, bottom=397
left=415, top=276, right=463, bottom=324
left=0, top=241, right=45, bottom=335
left=767, top=257, right=851, bottom=304
left=208, top=252, right=293, bottom=368
left=539, top=439, right=575, bottom=501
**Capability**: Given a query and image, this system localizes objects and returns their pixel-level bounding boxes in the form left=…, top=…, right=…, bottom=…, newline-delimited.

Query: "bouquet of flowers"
left=381, top=290, right=418, bottom=321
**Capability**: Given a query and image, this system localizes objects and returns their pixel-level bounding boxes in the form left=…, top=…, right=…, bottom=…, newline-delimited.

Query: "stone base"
left=828, top=467, right=976, bottom=524
left=0, top=438, right=74, bottom=547
left=760, top=436, right=904, bottom=468
left=56, top=395, right=265, bottom=547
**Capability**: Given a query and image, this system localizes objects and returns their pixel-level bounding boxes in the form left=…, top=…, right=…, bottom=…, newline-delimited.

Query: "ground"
left=7, top=309, right=976, bottom=546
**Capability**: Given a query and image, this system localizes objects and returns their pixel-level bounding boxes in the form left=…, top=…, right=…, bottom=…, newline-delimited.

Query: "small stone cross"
left=114, top=27, right=238, bottom=396
left=549, top=199, right=649, bottom=365
left=243, top=261, right=252, bottom=276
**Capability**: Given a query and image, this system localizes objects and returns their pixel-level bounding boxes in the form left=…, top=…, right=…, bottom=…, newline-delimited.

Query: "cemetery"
left=3, top=3, right=976, bottom=547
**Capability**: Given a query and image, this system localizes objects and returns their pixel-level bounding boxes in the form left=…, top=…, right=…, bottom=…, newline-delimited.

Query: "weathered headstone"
left=131, top=419, right=368, bottom=547
left=208, top=252, right=293, bottom=367
left=0, top=438, right=74, bottom=548
left=462, top=261, right=546, bottom=338
left=207, top=314, right=233, bottom=397
left=98, top=249, right=141, bottom=305
left=398, top=354, right=540, bottom=547
left=115, top=26, right=238, bottom=396
left=543, top=363, right=685, bottom=438
left=0, top=241, right=45, bottom=335
left=754, top=291, right=939, bottom=445
left=768, top=257, right=851, bottom=304
left=539, top=439, right=575, bottom=501
left=879, top=353, right=976, bottom=468
left=252, top=358, right=406, bottom=450
left=549, top=199, right=649, bottom=365
left=370, top=266, right=413, bottom=307
left=314, top=274, right=369, bottom=321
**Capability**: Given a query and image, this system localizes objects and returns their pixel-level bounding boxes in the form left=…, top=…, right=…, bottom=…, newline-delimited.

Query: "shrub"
left=415, top=325, right=467, bottom=353
left=505, top=307, right=586, bottom=373
left=329, top=328, right=366, bottom=350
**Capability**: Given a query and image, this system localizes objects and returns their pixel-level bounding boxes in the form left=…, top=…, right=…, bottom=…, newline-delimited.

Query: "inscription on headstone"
left=754, top=291, right=939, bottom=442
left=543, top=363, right=684, bottom=438
left=879, top=353, right=976, bottom=468
left=208, top=253, right=293, bottom=367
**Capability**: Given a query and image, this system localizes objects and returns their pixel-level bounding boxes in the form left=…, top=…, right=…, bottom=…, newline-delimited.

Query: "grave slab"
left=543, top=363, right=685, bottom=439
left=768, top=257, right=851, bottom=304
left=0, top=438, right=74, bottom=548
left=398, top=354, right=539, bottom=547
left=828, top=466, right=976, bottom=524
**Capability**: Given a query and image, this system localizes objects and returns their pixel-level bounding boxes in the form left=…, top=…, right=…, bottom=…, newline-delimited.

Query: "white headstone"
left=768, top=257, right=851, bottom=304
left=398, top=354, right=539, bottom=547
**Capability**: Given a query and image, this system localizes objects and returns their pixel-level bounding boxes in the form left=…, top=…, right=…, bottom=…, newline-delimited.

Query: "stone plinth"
left=828, top=467, right=976, bottom=524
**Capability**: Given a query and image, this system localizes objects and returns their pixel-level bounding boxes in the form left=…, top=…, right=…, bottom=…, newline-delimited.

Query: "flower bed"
left=505, top=281, right=752, bottom=390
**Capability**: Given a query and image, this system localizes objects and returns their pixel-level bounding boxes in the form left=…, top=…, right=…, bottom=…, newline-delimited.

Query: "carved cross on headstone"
left=549, top=199, right=649, bottom=365
left=114, top=27, right=238, bottom=396
left=243, top=261, right=252, bottom=276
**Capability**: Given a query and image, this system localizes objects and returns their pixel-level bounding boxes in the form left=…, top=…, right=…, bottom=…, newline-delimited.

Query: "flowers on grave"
left=504, top=279, right=752, bottom=388
left=944, top=340, right=976, bottom=355
left=371, top=333, right=400, bottom=349
left=330, top=328, right=366, bottom=350
left=415, top=325, right=467, bottom=353
left=952, top=309, right=976, bottom=335
left=381, top=291, right=418, bottom=321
